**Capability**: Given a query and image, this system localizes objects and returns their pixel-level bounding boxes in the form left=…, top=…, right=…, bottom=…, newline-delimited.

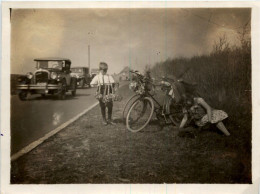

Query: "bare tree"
left=143, top=64, right=151, bottom=74
left=237, top=19, right=251, bottom=51
left=212, top=34, right=230, bottom=54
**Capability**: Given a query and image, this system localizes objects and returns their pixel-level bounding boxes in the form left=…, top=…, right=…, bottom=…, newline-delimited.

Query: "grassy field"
left=11, top=84, right=251, bottom=184
left=149, top=36, right=252, bottom=181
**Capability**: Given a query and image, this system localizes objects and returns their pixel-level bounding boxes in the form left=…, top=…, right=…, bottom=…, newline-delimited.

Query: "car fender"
left=62, top=73, right=71, bottom=86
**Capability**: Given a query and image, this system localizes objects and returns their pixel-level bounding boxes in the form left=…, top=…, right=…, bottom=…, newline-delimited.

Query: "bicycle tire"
left=169, top=103, right=185, bottom=127
left=126, top=97, right=154, bottom=132
left=122, top=94, right=140, bottom=120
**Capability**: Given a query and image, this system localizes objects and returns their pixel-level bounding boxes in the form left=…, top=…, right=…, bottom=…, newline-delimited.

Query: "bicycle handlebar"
left=129, top=70, right=181, bottom=88
left=130, top=70, right=143, bottom=77
left=130, top=71, right=169, bottom=87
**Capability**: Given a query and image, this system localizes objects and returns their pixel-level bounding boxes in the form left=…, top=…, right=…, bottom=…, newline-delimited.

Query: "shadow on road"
left=76, top=87, right=92, bottom=89
left=28, top=95, right=80, bottom=101
left=74, top=94, right=91, bottom=97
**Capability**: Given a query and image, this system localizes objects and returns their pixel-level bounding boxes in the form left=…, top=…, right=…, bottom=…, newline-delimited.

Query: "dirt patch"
left=11, top=84, right=251, bottom=183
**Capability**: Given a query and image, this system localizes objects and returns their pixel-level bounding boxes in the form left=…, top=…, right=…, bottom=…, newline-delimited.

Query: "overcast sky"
left=11, top=8, right=250, bottom=74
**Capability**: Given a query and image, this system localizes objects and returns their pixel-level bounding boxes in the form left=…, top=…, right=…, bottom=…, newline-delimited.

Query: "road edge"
left=11, top=101, right=99, bottom=162
left=11, top=82, right=128, bottom=162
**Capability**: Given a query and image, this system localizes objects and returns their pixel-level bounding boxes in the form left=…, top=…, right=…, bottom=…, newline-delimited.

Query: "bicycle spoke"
left=126, top=98, right=154, bottom=132
left=129, top=101, right=144, bottom=124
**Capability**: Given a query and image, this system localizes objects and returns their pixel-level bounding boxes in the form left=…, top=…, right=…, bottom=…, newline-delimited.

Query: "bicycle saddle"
left=178, top=80, right=198, bottom=87
left=161, top=76, right=178, bottom=83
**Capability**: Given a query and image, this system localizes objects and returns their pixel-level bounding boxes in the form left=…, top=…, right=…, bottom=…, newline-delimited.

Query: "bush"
left=150, top=35, right=251, bottom=129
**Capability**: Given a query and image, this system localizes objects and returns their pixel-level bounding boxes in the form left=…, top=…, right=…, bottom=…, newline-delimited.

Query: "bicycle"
left=124, top=70, right=185, bottom=132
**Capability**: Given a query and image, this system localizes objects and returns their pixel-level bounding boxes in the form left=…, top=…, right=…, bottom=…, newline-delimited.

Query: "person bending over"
left=179, top=92, right=230, bottom=136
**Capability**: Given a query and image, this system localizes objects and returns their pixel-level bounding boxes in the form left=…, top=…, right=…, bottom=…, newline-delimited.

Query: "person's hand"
left=182, top=108, right=188, bottom=114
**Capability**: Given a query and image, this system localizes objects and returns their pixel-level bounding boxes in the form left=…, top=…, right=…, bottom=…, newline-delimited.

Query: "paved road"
left=11, top=83, right=126, bottom=155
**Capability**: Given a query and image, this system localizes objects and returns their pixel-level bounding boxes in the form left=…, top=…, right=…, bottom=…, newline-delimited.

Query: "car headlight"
left=51, top=72, right=58, bottom=79
left=26, top=72, right=33, bottom=79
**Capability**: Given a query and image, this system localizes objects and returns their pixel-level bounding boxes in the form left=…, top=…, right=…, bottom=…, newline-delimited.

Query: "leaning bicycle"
left=125, top=70, right=185, bottom=132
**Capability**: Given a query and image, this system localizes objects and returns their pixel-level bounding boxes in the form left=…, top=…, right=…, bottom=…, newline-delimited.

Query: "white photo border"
left=1, top=1, right=260, bottom=194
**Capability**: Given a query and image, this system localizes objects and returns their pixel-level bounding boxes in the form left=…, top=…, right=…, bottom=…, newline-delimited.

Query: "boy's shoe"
left=107, top=120, right=116, bottom=125
left=102, top=120, right=108, bottom=126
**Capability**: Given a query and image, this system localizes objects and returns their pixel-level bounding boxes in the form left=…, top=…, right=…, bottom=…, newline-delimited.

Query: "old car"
left=16, top=57, right=77, bottom=100
left=70, top=67, right=91, bottom=88
left=90, top=68, right=99, bottom=79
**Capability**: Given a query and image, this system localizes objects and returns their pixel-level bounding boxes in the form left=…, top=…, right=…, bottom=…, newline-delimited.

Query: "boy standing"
left=90, top=62, right=116, bottom=125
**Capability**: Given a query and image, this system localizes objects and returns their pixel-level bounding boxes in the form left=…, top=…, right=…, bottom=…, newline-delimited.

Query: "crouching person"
left=179, top=95, right=230, bottom=136
left=90, top=62, right=116, bottom=126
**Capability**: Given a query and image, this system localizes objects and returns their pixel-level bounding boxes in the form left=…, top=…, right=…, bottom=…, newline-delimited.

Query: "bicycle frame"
left=128, top=70, right=184, bottom=126
left=145, top=92, right=162, bottom=108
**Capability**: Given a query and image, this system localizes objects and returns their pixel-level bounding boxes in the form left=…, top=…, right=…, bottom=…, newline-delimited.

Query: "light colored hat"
left=99, top=62, right=108, bottom=70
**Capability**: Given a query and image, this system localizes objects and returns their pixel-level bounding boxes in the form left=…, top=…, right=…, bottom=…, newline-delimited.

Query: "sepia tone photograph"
left=2, top=2, right=256, bottom=190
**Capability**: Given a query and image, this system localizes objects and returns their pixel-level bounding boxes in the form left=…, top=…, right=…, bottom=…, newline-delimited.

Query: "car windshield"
left=91, top=69, right=99, bottom=74
left=71, top=68, right=83, bottom=73
left=37, top=61, right=63, bottom=70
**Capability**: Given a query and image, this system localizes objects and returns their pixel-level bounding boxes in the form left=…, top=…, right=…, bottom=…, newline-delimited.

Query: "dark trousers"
left=99, top=100, right=113, bottom=121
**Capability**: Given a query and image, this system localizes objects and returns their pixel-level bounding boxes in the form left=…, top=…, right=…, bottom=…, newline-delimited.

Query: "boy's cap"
left=99, top=62, right=108, bottom=70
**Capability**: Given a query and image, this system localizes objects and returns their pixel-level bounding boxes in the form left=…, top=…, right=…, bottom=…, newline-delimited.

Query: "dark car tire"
left=80, top=79, right=85, bottom=88
left=18, top=91, right=28, bottom=101
left=58, top=79, right=67, bottom=100
left=71, top=78, right=77, bottom=96
left=72, top=90, right=76, bottom=96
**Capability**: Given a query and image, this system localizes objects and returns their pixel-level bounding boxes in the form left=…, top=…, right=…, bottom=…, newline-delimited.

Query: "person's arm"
left=109, top=75, right=115, bottom=83
left=197, top=97, right=212, bottom=123
left=179, top=113, right=188, bottom=128
left=90, top=75, right=98, bottom=87
left=109, top=75, right=116, bottom=88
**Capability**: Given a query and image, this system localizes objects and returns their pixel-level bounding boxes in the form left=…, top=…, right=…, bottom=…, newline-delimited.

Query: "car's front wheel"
left=18, top=91, right=28, bottom=101
left=58, top=80, right=66, bottom=100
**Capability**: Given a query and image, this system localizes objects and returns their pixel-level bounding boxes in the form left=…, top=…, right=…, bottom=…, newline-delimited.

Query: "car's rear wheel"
left=18, top=91, right=28, bottom=101
left=72, top=90, right=76, bottom=96
left=71, top=77, right=77, bottom=96
left=58, top=80, right=66, bottom=100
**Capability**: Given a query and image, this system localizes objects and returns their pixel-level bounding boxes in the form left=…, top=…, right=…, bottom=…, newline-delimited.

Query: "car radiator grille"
left=35, top=71, right=49, bottom=83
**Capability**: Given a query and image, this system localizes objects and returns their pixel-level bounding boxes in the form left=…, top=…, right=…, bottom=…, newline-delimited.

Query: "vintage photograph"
left=9, top=7, right=252, bottom=184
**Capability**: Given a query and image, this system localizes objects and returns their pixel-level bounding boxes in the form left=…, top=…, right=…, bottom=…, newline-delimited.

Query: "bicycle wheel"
left=126, top=97, right=154, bottom=132
left=169, top=103, right=185, bottom=127
left=122, top=94, right=140, bottom=120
